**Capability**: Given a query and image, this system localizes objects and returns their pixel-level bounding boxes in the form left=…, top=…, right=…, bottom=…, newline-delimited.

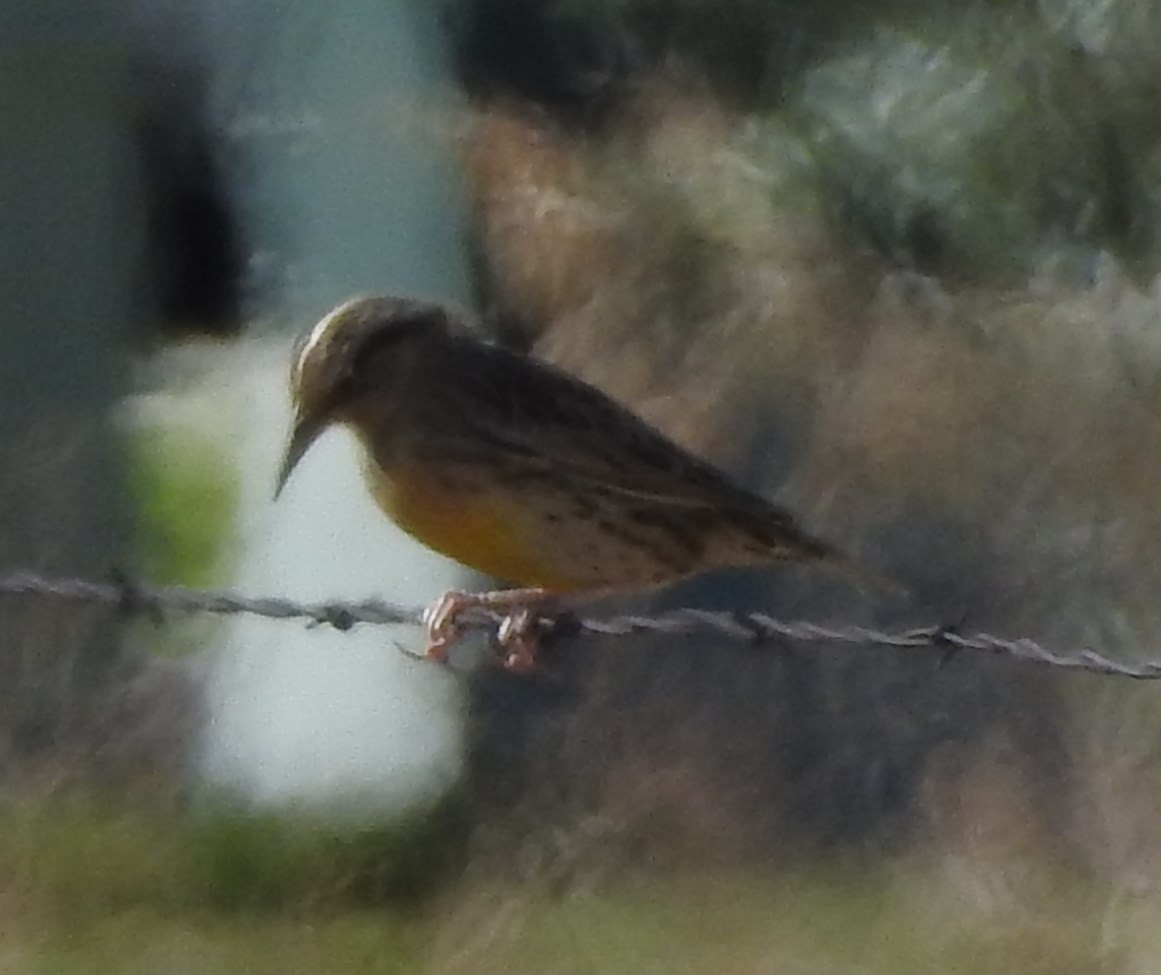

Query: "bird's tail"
left=728, top=503, right=907, bottom=599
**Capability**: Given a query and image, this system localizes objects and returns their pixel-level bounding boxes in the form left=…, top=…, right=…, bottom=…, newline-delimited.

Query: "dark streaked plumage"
left=278, top=295, right=894, bottom=666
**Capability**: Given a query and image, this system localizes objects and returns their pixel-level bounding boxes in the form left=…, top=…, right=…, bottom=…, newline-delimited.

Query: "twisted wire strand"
left=0, top=570, right=1157, bottom=679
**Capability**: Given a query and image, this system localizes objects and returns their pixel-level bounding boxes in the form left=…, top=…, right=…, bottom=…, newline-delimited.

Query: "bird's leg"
left=422, top=587, right=554, bottom=667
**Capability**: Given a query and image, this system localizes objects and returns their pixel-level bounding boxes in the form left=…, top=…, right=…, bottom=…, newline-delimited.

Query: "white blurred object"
left=197, top=339, right=464, bottom=812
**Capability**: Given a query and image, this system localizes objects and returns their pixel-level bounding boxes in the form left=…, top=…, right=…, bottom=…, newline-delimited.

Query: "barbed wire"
left=0, top=570, right=1158, bottom=680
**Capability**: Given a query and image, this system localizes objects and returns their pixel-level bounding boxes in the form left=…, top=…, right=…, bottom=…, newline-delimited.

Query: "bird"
left=276, top=295, right=896, bottom=670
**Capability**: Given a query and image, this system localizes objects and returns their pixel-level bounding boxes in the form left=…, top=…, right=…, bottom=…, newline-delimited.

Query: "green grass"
left=0, top=791, right=463, bottom=922
left=124, top=420, right=240, bottom=657
left=0, top=791, right=457, bottom=972
left=0, top=790, right=1148, bottom=974
left=432, top=866, right=1129, bottom=975
left=130, top=426, right=237, bottom=590
left=20, top=915, right=422, bottom=975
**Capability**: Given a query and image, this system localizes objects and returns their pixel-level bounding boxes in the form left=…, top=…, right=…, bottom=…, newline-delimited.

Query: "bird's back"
left=359, top=330, right=846, bottom=591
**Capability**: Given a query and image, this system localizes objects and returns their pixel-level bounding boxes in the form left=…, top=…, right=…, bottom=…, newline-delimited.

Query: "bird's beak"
left=274, top=410, right=324, bottom=500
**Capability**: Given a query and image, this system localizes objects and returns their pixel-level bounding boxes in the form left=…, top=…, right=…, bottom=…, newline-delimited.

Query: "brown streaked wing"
left=429, top=336, right=798, bottom=523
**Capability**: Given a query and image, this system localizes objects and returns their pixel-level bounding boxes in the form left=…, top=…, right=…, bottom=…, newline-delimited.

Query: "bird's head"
left=275, top=295, right=452, bottom=497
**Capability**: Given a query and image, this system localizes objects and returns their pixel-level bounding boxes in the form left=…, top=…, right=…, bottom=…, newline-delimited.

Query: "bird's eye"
left=335, top=357, right=361, bottom=397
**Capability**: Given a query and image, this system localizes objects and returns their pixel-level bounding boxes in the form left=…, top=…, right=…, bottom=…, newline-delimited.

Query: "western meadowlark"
left=277, top=295, right=893, bottom=669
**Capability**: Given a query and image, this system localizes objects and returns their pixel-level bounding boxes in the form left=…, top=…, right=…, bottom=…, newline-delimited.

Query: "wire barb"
left=0, top=570, right=1156, bottom=680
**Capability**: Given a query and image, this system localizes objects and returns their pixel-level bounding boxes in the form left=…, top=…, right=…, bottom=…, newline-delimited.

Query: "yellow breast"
left=363, top=456, right=586, bottom=591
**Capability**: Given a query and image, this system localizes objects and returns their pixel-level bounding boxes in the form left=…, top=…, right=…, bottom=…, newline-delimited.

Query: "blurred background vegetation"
left=3, top=0, right=1161, bottom=970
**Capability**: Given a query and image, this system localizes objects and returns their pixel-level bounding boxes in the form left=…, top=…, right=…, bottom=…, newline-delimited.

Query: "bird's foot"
left=496, top=607, right=545, bottom=672
left=421, top=592, right=465, bottom=664
left=422, top=588, right=553, bottom=670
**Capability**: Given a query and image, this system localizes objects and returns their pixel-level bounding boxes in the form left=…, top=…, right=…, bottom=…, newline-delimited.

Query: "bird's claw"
left=496, top=608, right=543, bottom=672
left=421, top=590, right=551, bottom=671
left=421, top=592, right=465, bottom=664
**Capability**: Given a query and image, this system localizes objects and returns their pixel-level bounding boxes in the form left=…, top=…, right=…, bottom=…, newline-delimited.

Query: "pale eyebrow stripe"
left=295, top=300, right=354, bottom=380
